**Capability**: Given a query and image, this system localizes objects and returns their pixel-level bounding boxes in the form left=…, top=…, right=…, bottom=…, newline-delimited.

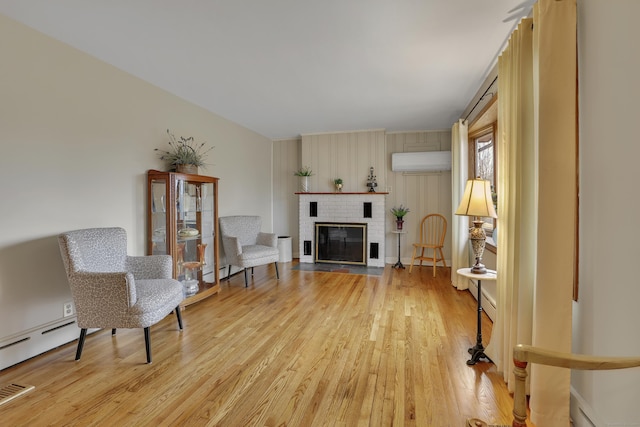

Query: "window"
left=475, top=133, right=495, bottom=186
left=468, top=97, right=498, bottom=250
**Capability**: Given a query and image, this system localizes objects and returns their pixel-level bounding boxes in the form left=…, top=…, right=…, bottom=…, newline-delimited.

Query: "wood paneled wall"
left=272, top=129, right=452, bottom=264
left=385, top=131, right=452, bottom=263
left=301, top=129, right=386, bottom=193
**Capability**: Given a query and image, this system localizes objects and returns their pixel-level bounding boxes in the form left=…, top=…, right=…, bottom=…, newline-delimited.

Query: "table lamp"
left=455, top=178, right=498, bottom=274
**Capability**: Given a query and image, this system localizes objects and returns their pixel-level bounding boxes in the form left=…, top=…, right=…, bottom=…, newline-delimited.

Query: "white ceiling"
left=0, top=0, right=532, bottom=139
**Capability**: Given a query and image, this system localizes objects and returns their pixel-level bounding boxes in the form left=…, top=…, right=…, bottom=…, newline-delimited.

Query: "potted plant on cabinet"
left=334, top=178, right=343, bottom=192
left=390, top=205, right=410, bottom=230
left=155, top=129, right=213, bottom=174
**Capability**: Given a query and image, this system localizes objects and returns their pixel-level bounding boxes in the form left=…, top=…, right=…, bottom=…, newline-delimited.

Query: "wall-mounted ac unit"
left=391, top=151, right=452, bottom=172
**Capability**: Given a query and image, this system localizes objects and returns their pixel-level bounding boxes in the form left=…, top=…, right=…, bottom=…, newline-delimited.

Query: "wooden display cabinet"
left=147, top=169, right=220, bottom=307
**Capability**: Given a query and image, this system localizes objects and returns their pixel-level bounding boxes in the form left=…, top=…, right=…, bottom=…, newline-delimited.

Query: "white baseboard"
left=570, top=386, right=603, bottom=427
left=385, top=257, right=452, bottom=270
left=0, top=318, right=81, bottom=370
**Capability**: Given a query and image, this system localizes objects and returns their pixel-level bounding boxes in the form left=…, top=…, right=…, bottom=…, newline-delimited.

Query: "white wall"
left=272, top=138, right=301, bottom=256
left=0, top=14, right=272, bottom=369
left=573, top=0, right=640, bottom=425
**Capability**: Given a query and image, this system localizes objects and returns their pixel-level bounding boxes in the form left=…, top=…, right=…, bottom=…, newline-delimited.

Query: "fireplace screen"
left=315, top=222, right=367, bottom=265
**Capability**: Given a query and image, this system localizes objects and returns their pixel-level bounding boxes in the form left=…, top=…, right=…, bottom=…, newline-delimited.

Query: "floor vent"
left=0, top=383, right=35, bottom=407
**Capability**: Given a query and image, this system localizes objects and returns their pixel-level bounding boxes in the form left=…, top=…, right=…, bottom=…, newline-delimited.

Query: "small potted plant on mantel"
left=155, top=129, right=213, bottom=175
left=390, top=205, right=410, bottom=230
left=294, top=166, right=313, bottom=192
left=334, top=178, right=343, bottom=192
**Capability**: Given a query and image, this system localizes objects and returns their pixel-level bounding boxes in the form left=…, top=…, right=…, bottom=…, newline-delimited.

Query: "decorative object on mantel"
left=155, top=129, right=213, bottom=174
left=334, top=178, right=343, bottom=192
left=366, top=167, right=378, bottom=192
left=390, top=204, right=410, bottom=230
left=454, top=177, right=497, bottom=274
left=294, top=166, right=313, bottom=192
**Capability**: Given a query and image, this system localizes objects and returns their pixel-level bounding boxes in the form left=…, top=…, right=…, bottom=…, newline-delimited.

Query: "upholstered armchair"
left=219, top=216, right=280, bottom=287
left=58, top=227, right=184, bottom=364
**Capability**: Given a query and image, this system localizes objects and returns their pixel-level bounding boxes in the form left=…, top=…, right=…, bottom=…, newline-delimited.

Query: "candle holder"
left=366, top=167, right=378, bottom=192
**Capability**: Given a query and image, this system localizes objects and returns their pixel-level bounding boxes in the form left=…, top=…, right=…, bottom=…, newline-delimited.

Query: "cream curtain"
left=485, top=14, right=536, bottom=394
left=451, top=119, right=470, bottom=289
left=529, top=0, right=576, bottom=425
left=485, top=1, right=576, bottom=426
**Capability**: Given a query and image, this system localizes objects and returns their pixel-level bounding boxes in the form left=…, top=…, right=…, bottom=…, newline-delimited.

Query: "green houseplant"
left=155, top=129, right=213, bottom=174
left=294, top=166, right=313, bottom=192
left=334, top=178, right=343, bottom=192
left=390, top=205, right=410, bottom=230
left=293, top=166, right=314, bottom=177
left=390, top=205, right=410, bottom=219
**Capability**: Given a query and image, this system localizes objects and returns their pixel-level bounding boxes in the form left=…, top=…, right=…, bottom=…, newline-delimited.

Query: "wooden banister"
left=468, top=344, right=640, bottom=427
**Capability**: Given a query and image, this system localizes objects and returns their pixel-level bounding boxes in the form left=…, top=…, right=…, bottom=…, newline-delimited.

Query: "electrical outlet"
left=63, top=301, right=74, bottom=317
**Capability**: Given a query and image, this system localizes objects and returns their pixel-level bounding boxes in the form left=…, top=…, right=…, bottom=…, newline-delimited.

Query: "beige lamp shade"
left=455, top=178, right=497, bottom=218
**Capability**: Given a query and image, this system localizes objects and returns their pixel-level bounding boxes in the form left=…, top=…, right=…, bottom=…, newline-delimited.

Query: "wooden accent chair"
left=409, top=213, right=447, bottom=277
left=467, top=344, right=640, bottom=427
left=58, top=227, right=184, bottom=364
left=219, top=215, right=280, bottom=287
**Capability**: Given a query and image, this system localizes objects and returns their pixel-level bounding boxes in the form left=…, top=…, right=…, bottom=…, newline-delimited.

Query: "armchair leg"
left=175, top=306, right=183, bottom=330
left=227, top=265, right=232, bottom=281
left=144, top=327, right=152, bottom=364
left=274, top=262, right=279, bottom=279
left=75, top=328, right=87, bottom=361
left=244, top=268, right=249, bottom=287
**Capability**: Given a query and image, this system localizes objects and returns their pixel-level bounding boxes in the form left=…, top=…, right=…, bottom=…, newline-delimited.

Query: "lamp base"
left=470, top=261, right=487, bottom=275
left=470, top=220, right=488, bottom=274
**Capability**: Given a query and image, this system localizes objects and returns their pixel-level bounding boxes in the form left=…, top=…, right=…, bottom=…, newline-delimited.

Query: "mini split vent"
left=391, top=151, right=452, bottom=172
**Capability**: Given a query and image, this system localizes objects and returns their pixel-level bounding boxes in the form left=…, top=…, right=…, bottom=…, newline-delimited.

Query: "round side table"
left=457, top=267, right=497, bottom=365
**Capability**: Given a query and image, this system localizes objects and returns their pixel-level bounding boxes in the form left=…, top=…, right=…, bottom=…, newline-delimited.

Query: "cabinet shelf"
left=147, top=169, right=220, bottom=307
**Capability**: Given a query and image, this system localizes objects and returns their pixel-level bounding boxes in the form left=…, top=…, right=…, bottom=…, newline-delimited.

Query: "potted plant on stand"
left=155, top=129, right=213, bottom=174
left=294, top=166, right=313, bottom=192
left=390, top=205, right=410, bottom=230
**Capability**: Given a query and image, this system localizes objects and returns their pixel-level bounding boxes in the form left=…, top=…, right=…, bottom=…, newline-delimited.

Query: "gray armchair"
left=58, top=227, right=184, bottom=364
left=219, top=216, right=280, bottom=287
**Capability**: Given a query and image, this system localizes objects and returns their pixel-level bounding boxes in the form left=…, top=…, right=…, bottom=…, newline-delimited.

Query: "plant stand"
left=391, top=230, right=405, bottom=269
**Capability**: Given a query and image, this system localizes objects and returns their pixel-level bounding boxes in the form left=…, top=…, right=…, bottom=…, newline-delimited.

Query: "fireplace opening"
left=315, top=222, right=367, bottom=265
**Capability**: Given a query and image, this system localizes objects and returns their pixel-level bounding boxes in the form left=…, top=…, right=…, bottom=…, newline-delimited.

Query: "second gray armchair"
left=219, top=216, right=280, bottom=287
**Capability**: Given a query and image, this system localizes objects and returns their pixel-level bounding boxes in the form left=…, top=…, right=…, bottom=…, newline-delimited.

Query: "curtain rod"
left=464, top=75, right=498, bottom=121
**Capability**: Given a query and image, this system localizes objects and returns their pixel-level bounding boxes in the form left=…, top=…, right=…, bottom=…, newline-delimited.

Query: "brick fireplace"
left=298, top=193, right=386, bottom=267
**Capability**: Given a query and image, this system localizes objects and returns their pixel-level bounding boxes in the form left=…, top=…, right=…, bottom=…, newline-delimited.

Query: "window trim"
left=468, top=96, right=498, bottom=253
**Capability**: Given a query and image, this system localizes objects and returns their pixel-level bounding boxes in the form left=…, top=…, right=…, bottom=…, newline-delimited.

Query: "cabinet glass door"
left=175, top=179, right=216, bottom=296
left=150, top=178, right=168, bottom=256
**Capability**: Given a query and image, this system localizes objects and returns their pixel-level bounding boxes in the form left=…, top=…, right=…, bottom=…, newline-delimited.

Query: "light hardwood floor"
left=0, top=262, right=516, bottom=426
